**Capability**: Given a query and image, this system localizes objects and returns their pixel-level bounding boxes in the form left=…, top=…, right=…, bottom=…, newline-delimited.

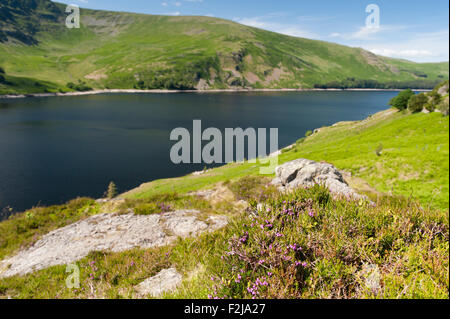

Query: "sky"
left=58, top=0, right=449, bottom=63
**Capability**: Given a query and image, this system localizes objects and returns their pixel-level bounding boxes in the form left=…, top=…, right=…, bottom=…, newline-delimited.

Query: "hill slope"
left=0, top=0, right=448, bottom=94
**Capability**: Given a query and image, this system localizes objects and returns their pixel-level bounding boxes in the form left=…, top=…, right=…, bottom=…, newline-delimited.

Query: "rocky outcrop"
left=0, top=210, right=227, bottom=278
left=135, top=268, right=182, bottom=298
left=272, top=159, right=367, bottom=200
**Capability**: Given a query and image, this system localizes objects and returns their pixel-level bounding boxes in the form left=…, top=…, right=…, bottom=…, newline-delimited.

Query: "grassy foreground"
left=0, top=106, right=448, bottom=299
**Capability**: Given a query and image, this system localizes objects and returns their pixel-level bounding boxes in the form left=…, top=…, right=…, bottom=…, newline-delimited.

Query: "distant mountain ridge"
left=0, top=0, right=448, bottom=94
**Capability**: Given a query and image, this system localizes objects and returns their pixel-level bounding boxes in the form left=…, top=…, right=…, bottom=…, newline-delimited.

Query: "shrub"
left=425, top=102, right=435, bottom=112
left=0, top=74, right=5, bottom=84
left=66, top=80, right=92, bottom=92
left=106, top=181, right=118, bottom=199
left=437, top=100, right=449, bottom=116
left=305, top=130, right=313, bottom=137
left=389, top=89, right=415, bottom=110
left=408, top=93, right=428, bottom=113
left=0, top=67, right=4, bottom=74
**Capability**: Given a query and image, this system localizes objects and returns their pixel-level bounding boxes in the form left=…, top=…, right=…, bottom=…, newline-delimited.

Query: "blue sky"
left=59, top=0, right=449, bottom=63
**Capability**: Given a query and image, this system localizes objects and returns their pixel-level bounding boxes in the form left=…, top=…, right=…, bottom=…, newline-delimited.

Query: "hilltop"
left=0, top=0, right=448, bottom=95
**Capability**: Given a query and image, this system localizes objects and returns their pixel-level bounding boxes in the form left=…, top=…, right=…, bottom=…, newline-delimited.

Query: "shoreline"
left=0, top=88, right=432, bottom=99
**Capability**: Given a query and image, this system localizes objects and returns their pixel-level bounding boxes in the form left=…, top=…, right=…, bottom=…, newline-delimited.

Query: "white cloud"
left=331, top=25, right=408, bottom=40
left=364, top=30, right=449, bottom=62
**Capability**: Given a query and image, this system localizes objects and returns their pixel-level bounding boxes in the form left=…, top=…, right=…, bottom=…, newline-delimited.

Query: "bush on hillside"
left=105, top=181, right=118, bottom=199
left=389, top=89, right=414, bottom=110
left=408, top=93, right=428, bottom=113
left=437, top=99, right=449, bottom=116
left=67, top=81, right=92, bottom=92
left=0, top=67, right=5, bottom=74
left=0, top=74, right=5, bottom=84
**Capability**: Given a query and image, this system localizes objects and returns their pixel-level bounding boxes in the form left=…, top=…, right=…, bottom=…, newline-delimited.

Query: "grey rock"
left=0, top=210, right=227, bottom=278
left=272, top=159, right=367, bottom=200
left=135, top=268, right=182, bottom=298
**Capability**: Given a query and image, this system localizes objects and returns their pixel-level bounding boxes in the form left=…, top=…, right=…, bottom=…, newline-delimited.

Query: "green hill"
left=0, top=0, right=448, bottom=94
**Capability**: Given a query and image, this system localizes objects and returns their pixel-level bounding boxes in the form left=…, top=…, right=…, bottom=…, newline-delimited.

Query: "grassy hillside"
left=0, top=0, right=448, bottom=94
left=0, top=104, right=448, bottom=299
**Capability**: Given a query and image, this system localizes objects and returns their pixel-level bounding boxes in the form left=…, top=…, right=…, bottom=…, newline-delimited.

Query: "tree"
left=408, top=93, right=428, bottom=113
left=106, top=181, right=118, bottom=199
left=0, top=67, right=5, bottom=74
left=389, top=89, right=414, bottom=110
left=0, top=74, right=5, bottom=84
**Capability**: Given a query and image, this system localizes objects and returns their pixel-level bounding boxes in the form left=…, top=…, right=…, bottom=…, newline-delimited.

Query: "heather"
left=207, top=185, right=449, bottom=299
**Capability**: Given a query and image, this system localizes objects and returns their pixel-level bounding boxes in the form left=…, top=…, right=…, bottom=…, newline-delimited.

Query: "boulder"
left=272, top=159, right=367, bottom=200
left=135, top=268, right=182, bottom=298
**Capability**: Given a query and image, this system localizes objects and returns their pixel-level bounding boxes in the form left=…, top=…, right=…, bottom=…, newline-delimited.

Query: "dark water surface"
left=0, top=91, right=397, bottom=213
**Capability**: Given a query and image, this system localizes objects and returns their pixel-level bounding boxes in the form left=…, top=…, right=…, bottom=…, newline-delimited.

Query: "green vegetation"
left=66, top=80, right=92, bottom=92
left=388, top=81, right=449, bottom=115
left=209, top=186, right=448, bottom=299
left=408, top=93, right=428, bottom=113
left=105, top=181, right=118, bottom=199
left=0, top=0, right=448, bottom=95
left=389, top=89, right=415, bottom=110
left=314, top=78, right=443, bottom=90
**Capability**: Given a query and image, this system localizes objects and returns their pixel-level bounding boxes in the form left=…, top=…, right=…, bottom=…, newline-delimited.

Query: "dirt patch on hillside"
left=84, top=70, right=108, bottom=81
left=264, top=67, right=289, bottom=84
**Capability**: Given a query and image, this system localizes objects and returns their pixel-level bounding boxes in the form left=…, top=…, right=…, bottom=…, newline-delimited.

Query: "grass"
left=0, top=1, right=448, bottom=94
left=282, top=110, right=449, bottom=210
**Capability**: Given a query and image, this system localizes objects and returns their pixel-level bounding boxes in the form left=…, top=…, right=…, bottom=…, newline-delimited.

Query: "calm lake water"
left=0, top=91, right=397, bottom=214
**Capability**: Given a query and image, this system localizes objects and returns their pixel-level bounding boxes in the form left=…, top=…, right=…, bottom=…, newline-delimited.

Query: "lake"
left=0, top=91, right=397, bottom=214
